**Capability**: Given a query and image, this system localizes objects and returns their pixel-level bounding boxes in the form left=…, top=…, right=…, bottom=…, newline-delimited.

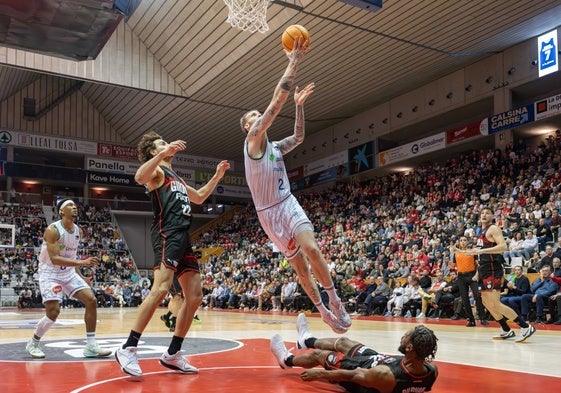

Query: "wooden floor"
left=1, top=307, right=560, bottom=392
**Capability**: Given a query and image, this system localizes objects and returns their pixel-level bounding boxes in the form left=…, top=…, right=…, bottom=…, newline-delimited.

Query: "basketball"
left=282, top=24, right=310, bottom=51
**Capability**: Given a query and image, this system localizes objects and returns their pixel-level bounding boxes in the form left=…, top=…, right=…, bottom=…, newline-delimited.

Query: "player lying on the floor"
left=271, top=313, right=438, bottom=393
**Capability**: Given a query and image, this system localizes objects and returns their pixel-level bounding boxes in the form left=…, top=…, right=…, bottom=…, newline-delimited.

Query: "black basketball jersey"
left=476, top=226, right=505, bottom=275
left=148, top=166, right=192, bottom=234
left=340, top=355, right=437, bottom=393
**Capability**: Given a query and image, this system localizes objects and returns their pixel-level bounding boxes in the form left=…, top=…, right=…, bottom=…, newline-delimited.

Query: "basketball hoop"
left=223, top=0, right=271, bottom=33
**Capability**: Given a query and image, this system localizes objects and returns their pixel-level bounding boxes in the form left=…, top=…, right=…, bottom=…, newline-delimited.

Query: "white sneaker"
left=492, top=330, right=515, bottom=340
left=83, top=343, right=112, bottom=358
left=270, top=334, right=292, bottom=369
left=416, top=312, right=426, bottom=319
left=516, top=325, right=536, bottom=343
left=115, top=347, right=142, bottom=376
left=329, top=300, right=352, bottom=328
left=159, top=351, right=199, bottom=373
left=296, top=313, right=312, bottom=349
left=321, top=310, right=348, bottom=334
left=26, top=340, right=45, bottom=359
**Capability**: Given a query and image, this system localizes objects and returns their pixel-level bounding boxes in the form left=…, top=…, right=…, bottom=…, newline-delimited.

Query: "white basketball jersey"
left=38, top=220, right=80, bottom=278
left=244, top=139, right=291, bottom=211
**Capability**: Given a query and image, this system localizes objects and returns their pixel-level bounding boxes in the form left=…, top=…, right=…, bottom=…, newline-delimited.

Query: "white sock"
left=86, top=332, right=96, bottom=345
left=315, top=302, right=329, bottom=315
left=324, top=287, right=340, bottom=303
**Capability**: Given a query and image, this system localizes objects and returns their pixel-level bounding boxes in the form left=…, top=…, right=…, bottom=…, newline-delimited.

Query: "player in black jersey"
left=457, top=207, right=536, bottom=342
left=115, top=132, right=230, bottom=377
left=271, top=313, right=438, bottom=393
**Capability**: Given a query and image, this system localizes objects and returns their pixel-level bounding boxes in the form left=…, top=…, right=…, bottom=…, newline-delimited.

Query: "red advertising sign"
left=287, top=166, right=304, bottom=181
left=445, top=120, right=483, bottom=144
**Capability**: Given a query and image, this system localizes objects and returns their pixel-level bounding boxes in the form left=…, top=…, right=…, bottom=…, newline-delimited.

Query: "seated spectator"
left=354, top=276, right=377, bottom=312
left=18, top=287, right=33, bottom=309
left=536, top=245, right=555, bottom=271
left=122, top=283, right=132, bottom=306
left=130, top=285, right=142, bottom=306
left=514, top=230, right=538, bottom=261
left=204, top=282, right=225, bottom=309
left=279, top=276, right=296, bottom=311
left=550, top=210, right=561, bottom=241
left=395, top=260, right=410, bottom=278
left=348, top=272, right=366, bottom=293
left=337, top=278, right=356, bottom=305
left=503, top=231, right=524, bottom=264
left=291, top=281, right=313, bottom=312
left=441, top=271, right=462, bottom=318
left=217, top=279, right=234, bottom=309
left=363, top=276, right=391, bottom=316
left=520, top=265, right=559, bottom=322
left=102, top=283, right=116, bottom=307
left=261, top=278, right=280, bottom=311
left=384, top=280, right=405, bottom=317
left=402, top=277, right=422, bottom=318
left=417, top=270, right=448, bottom=319
left=417, top=269, right=433, bottom=290
left=552, top=257, right=561, bottom=278
left=547, top=271, right=561, bottom=324
left=500, top=265, right=531, bottom=310
left=553, top=237, right=561, bottom=259
left=535, top=217, right=553, bottom=251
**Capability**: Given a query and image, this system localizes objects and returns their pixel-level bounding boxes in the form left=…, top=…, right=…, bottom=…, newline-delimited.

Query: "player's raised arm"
left=278, top=82, right=315, bottom=155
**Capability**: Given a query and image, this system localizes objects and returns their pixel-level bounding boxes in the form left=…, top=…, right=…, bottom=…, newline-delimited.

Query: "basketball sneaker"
left=329, top=300, right=352, bottom=328
left=160, top=313, right=172, bottom=329
left=270, top=334, right=292, bottom=369
left=296, top=313, right=312, bottom=349
left=492, top=330, right=515, bottom=340
left=321, top=310, right=348, bottom=334
left=115, top=346, right=142, bottom=376
left=515, top=325, right=536, bottom=343
left=83, top=343, right=112, bottom=358
left=26, top=339, right=45, bottom=359
left=159, top=351, right=199, bottom=373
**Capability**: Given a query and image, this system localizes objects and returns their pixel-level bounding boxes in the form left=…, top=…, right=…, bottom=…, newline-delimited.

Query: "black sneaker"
left=160, top=314, right=171, bottom=329
left=466, top=320, right=476, bottom=327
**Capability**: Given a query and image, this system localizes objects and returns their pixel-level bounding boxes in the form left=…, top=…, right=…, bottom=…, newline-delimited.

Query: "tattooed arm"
left=248, top=38, right=308, bottom=142
left=279, top=83, right=315, bottom=155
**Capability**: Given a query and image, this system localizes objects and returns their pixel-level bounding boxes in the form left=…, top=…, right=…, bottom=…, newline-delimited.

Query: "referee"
left=451, top=236, right=488, bottom=326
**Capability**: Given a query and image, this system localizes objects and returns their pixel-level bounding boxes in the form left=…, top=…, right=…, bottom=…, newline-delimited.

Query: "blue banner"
left=488, top=104, right=534, bottom=134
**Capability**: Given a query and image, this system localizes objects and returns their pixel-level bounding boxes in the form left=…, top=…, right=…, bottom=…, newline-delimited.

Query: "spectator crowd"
left=2, top=132, right=561, bottom=324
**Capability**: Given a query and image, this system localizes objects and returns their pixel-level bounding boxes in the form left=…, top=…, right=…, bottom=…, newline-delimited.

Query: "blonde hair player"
left=240, top=35, right=351, bottom=333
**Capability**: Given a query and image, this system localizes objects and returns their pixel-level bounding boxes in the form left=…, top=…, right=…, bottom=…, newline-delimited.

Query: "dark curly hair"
left=137, top=131, right=162, bottom=163
left=411, top=325, right=438, bottom=361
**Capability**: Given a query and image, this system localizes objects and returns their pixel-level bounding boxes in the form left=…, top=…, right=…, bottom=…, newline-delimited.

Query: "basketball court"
left=1, top=308, right=560, bottom=392
left=1, top=1, right=561, bottom=392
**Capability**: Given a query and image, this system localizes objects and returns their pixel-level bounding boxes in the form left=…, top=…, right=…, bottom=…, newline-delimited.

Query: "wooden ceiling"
left=2, top=0, right=561, bottom=163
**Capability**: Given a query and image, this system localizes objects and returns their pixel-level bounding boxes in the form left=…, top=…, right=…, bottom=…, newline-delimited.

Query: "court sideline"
left=1, top=307, right=559, bottom=392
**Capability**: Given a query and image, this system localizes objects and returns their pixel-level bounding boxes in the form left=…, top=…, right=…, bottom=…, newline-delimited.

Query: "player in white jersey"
left=240, top=37, right=351, bottom=334
left=26, top=199, right=112, bottom=359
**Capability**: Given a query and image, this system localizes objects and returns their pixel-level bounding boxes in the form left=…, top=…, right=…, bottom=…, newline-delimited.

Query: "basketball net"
left=223, top=0, right=271, bottom=33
